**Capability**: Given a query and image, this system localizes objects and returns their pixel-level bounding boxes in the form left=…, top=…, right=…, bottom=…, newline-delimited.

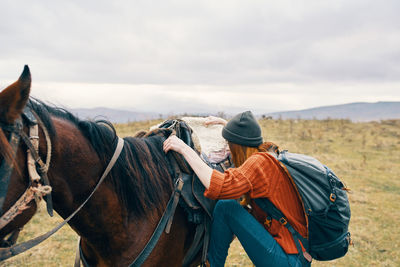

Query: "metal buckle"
left=175, top=177, right=184, bottom=192
left=279, top=217, right=287, bottom=225
left=330, top=193, right=336, bottom=202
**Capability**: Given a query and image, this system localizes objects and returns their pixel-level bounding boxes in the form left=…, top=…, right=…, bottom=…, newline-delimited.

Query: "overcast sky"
left=1, top=0, right=399, bottom=114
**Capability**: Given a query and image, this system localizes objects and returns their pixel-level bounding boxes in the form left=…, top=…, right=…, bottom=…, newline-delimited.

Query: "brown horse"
left=0, top=66, right=199, bottom=266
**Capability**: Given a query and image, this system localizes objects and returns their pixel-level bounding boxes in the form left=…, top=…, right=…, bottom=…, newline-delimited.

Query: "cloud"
left=1, top=0, right=399, bottom=112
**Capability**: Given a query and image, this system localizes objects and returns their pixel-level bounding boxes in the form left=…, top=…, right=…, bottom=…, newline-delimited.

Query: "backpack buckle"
left=264, top=216, right=272, bottom=228
left=303, top=251, right=313, bottom=263
left=330, top=193, right=336, bottom=202
left=279, top=217, right=287, bottom=225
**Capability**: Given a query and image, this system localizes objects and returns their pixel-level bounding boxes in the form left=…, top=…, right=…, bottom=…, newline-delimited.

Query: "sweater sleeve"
left=204, top=153, right=281, bottom=200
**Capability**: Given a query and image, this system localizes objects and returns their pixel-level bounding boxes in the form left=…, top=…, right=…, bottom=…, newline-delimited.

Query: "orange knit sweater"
left=204, top=152, right=307, bottom=254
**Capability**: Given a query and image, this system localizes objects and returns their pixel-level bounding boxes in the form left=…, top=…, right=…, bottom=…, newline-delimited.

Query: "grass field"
left=2, top=118, right=400, bottom=266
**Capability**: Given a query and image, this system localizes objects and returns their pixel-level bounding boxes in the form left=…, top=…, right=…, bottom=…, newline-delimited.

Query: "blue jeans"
left=208, top=200, right=308, bottom=267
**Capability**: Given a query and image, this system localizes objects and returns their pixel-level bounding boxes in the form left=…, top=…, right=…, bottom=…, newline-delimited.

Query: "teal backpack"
left=254, top=150, right=351, bottom=262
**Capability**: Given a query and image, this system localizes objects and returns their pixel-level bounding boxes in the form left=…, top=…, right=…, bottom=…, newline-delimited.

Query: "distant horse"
left=0, top=66, right=201, bottom=266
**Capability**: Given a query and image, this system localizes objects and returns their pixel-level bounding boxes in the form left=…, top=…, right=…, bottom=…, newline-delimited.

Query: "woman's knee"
left=213, top=199, right=241, bottom=216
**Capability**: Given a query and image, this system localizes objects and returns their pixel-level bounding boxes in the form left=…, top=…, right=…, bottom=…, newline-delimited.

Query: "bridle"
left=0, top=105, right=125, bottom=262
left=0, top=107, right=53, bottom=243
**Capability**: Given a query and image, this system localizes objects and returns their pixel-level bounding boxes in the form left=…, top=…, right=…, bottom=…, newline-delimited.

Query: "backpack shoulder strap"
left=253, top=198, right=310, bottom=263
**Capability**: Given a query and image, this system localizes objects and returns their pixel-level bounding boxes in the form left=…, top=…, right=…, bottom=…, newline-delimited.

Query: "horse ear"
left=0, top=65, right=31, bottom=124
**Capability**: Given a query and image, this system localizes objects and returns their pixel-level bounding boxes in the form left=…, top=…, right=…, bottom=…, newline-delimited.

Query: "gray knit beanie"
left=222, top=111, right=263, bottom=147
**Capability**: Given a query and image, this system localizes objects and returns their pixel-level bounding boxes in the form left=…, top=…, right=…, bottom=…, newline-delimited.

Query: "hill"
left=266, top=102, right=400, bottom=121
left=70, top=102, right=400, bottom=123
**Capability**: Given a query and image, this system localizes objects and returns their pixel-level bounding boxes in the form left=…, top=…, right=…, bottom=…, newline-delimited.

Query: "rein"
left=0, top=107, right=125, bottom=261
left=76, top=150, right=185, bottom=267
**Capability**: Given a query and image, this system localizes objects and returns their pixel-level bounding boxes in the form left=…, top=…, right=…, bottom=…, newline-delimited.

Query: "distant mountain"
left=266, top=102, right=400, bottom=122
left=71, top=107, right=160, bottom=123
left=70, top=102, right=400, bottom=123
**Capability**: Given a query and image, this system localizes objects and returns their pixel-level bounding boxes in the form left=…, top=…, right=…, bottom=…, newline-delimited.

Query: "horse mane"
left=27, top=98, right=174, bottom=217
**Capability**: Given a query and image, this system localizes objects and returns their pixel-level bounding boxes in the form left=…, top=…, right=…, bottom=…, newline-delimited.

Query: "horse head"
left=0, top=66, right=38, bottom=246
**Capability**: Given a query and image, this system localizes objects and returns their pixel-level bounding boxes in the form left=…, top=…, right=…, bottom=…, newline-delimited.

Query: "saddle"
left=148, top=119, right=233, bottom=266
left=157, top=119, right=233, bottom=221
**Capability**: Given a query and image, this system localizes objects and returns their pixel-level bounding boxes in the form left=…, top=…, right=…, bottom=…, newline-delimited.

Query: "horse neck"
left=42, top=118, right=128, bottom=245
left=38, top=117, right=194, bottom=266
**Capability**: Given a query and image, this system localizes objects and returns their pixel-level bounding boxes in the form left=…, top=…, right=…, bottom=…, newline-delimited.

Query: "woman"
left=163, top=111, right=310, bottom=267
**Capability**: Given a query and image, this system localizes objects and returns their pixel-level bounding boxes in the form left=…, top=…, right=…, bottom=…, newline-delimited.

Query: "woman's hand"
left=163, top=134, right=213, bottom=189
left=204, top=116, right=227, bottom=126
left=163, top=135, right=188, bottom=154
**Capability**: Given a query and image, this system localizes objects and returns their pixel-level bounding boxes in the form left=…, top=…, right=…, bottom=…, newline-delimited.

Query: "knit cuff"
left=204, top=170, right=225, bottom=200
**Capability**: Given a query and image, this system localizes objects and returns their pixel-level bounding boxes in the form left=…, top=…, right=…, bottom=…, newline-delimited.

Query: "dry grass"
left=2, top=119, right=400, bottom=266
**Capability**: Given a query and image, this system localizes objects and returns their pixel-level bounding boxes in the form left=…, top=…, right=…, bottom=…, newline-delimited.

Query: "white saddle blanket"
left=151, top=117, right=230, bottom=163
left=181, top=117, right=229, bottom=163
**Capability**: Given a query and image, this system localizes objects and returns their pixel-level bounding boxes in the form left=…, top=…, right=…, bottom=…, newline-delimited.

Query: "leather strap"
left=0, top=113, right=53, bottom=231
left=0, top=185, right=50, bottom=230
left=33, top=110, right=53, bottom=216
left=253, top=198, right=312, bottom=264
left=76, top=144, right=184, bottom=267
left=182, top=223, right=205, bottom=267
left=74, top=238, right=91, bottom=267
left=74, top=238, right=82, bottom=267
left=0, top=229, right=21, bottom=248
left=201, top=218, right=210, bottom=267
left=19, top=127, right=54, bottom=216
left=0, top=137, right=124, bottom=261
left=25, top=121, right=54, bottom=216
left=128, top=177, right=184, bottom=267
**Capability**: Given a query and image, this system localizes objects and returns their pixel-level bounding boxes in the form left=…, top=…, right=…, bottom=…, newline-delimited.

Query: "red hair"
left=228, top=141, right=279, bottom=167
left=228, top=141, right=280, bottom=206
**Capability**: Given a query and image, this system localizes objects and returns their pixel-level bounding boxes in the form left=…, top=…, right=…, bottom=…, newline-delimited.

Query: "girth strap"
left=201, top=218, right=211, bottom=267
left=128, top=177, right=184, bottom=267
left=182, top=222, right=205, bottom=267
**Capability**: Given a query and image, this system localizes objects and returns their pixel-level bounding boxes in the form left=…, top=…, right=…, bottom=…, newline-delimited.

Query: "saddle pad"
left=181, top=117, right=229, bottom=163
left=150, top=116, right=230, bottom=163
